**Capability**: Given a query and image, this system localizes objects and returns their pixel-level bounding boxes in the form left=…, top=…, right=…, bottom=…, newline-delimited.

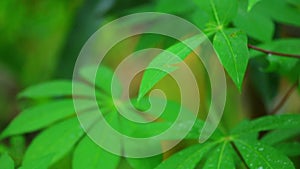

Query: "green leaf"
left=234, top=139, right=295, bottom=169
left=18, top=80, right=91, bottom=99
left=233, top=0, right=274, bottom=42
left=1, top=100, right=94, bottom=139
left=0, top=153, right=14, bottom=169
left=23, top=117, right=84, bottom=168
left=255, top=0, right=300, bottom=27
left=232, top=114, right=300, bottom=135
left=213, top=28, right=249, bottom=90
left=247, top=0, right=261, bottom=11
left=138, top=35, right=206, bottom=100
left=127, top=155, right=162, bottom=169
left=274, top=142, right=300, bottom=157
left=203, top=141, right=235, bottom=169
left=73, top=136, right=120, bottom=169
left=261, top=128, right=300, bottom=145
left=155, top=142, right=216, bottom=169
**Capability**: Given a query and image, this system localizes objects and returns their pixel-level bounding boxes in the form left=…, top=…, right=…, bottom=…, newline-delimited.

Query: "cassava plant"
left=0, top=0, right=300, bottom=169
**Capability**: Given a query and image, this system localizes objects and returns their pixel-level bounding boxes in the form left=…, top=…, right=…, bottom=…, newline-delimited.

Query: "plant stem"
left=248, top=44, right=300, bottom=59
left=270, top=82, right=298, bottom=115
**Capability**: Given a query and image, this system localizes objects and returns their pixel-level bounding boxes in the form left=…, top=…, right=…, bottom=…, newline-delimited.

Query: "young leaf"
left=0, top=153, right=14, bottom=169
left=203, top=141, right=235, bottom=169
left=213, top=29, right=249, bottom=90
left=155, top=142, right=216, bottom=169
left=232, top=114, right=300, bottom=135
left=138, top=35, right=206, bottom=100
left=18, top=80, right=91, bottom=99
left=1, top=100, right=94, bottom=139
left=234, top=139, right=295, bottom=169
left=73, top=136, right=120, bottom=169
left=22, top=117, right=84, bottom=168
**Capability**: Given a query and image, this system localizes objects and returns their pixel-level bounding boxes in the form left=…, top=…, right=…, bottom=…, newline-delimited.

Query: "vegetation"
left=0, top=0, right=300, bottom=168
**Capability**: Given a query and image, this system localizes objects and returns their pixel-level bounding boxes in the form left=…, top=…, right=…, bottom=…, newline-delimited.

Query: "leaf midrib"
left=217, top=141, right=227, bottom=169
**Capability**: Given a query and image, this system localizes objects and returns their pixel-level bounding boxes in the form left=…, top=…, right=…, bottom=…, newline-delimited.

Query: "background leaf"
left=233, top=0, right=274, bottom=42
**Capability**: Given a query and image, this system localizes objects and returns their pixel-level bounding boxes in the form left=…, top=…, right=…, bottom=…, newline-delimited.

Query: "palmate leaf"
left=213, top=28, right=249, bottom=90
left=155, top=142, right=216, bottom=169
left=73, top=136, right=120, bottom=169
left=0, top=153, right=14, bottom=169
left=22, top=117, right=84, bottom=168
left=8, top=64, right=178, bottom=169
left=195, top=0, right=248, bottom=90
left=234, top=139, right=295, bottom=169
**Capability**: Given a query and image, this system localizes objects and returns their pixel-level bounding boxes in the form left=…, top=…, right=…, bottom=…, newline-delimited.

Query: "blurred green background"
left=0, top=0, right=155, bottom=130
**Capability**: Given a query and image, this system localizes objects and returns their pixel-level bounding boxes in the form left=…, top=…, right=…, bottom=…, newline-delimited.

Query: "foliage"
left=0, top=0, right=300, bottom=168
